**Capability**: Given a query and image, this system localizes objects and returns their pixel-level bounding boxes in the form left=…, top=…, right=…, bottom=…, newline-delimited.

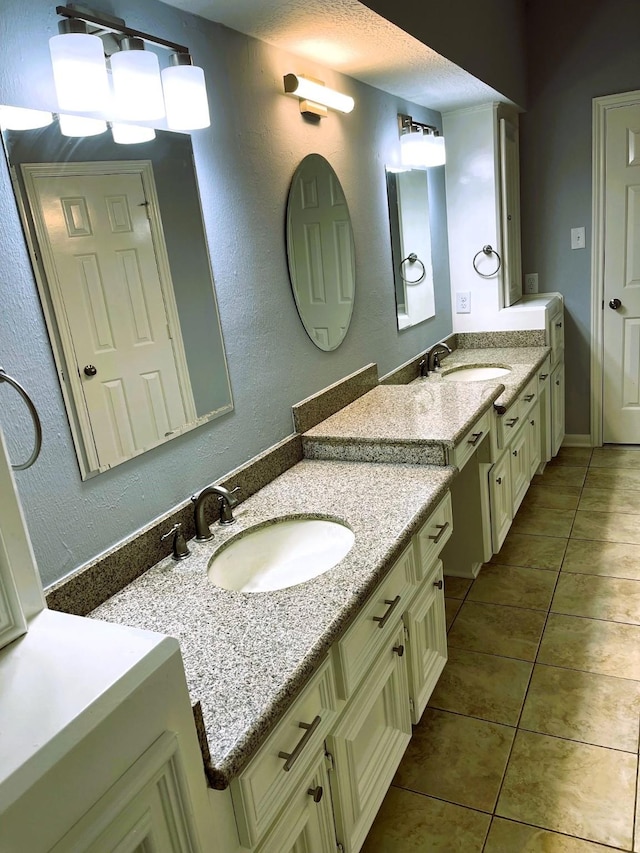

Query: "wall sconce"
left=48, top=5, right=210, bottom=132
left=283, top=73, right=354, bottom=118
left=398, top=114, right=446, bottom=168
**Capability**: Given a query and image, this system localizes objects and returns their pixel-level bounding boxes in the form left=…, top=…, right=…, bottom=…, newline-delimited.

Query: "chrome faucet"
left=192, top=484, right=241, bottom=540
left=424, top=342, right=452, bottom=376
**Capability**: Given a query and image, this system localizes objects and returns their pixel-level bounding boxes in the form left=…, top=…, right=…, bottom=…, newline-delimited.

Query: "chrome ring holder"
left=0, top=368, right=43, bottom=470
left=399, top=253, right=426, bottom=284
left=472, top=244, right=502, bottom=277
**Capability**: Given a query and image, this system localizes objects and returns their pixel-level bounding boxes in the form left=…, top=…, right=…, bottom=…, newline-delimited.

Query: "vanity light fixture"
left=49, top=5, right=210, bottom=131
left=110, top=123, right=156, bottom=144
left=0, top=106, right=54, bottom=131
left=283, top=74, right=354, bottom=117
left=58, top=113, right=107, bottom=137
left=398, top=113, right=446, bottom=168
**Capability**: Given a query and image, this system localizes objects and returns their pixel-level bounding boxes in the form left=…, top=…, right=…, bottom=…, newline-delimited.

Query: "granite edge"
left=302, top=438, right=448, bottom=464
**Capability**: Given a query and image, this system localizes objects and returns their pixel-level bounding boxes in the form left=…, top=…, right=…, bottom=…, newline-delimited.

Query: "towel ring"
left=0, top=368, right=43, bottom=470
left=472, top=245, right=502, bottom=277
left=400, top=253, right=426, bottom=284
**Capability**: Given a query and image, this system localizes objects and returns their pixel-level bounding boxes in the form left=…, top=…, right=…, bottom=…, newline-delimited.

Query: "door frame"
left=19, top=160, right=196, bottom=474
left=590, top=89, right=640, bottom=446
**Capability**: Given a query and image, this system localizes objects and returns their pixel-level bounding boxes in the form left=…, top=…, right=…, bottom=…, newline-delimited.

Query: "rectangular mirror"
left=2, top=115, right=233, bottom=479
left=385, top=167, right=435, bottom=330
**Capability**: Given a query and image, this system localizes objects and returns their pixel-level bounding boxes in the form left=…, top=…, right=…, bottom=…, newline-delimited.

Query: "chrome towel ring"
left=0, top=368, right=43, bottom=470
left=472, top=244, right=502, bottom=277
left=400, top=253, right=426, bottom=284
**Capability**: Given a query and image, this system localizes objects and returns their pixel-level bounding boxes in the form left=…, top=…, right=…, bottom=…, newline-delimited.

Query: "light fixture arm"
left=398, top=113, right=441, bottom=138
left=55, top=5, right=190, bottom=54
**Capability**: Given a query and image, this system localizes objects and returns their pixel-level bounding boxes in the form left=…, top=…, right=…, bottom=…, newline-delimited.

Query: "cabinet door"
left=509, top=427, right=529, bottom=514
left=256, top=752, right=336, bottom=853
left=404, top=560, right=447, bottom=724
left=327, top=624, right=411, bottom=853
left=500, top=118, right=522, bottom=308
left=550, top=310, right=565, bottom=367
left=551, top=362, right=565, bottom=457
left=527, top=404, right=542, bottom=479
left=489, top=451, right=512, bottom=553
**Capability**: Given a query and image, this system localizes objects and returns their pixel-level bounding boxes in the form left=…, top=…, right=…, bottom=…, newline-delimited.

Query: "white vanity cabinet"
left=551, top=362, right=565, bottom=457
left=489, top=449, right=512, bottom=552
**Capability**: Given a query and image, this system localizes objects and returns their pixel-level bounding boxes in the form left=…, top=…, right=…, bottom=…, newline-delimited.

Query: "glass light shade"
left=400, top=129, right=428, bottom=169
left=59, top=114, right=107, bottom=137
left=110, top=44, right=165, bottom=121
left=161, top=64, right=210, bottom=130
left=0, top=106, right=54, bottom=131
left=49, top=32, right=110, bottom=112
left=111, top=123, right=156, bottom=144
left=284, top=74, right=354, bottom=113
left=426, top=134, right=446, bottom=167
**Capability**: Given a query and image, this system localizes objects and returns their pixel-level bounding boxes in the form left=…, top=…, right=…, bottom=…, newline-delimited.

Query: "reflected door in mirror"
left=23, top=164, right=195, bottom=470
left=286, top=154, right=355, bottom=351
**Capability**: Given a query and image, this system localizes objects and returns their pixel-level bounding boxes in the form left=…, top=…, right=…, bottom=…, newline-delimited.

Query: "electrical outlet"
left=524, top=273, right=539, bottom=294
left=456, top=291, right=471, bottom=314
left=571, top=227, right=586, bottom=250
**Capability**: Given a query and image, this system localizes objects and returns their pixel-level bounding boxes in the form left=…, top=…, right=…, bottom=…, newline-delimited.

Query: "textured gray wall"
left=520, top=0, right=640, bottom=435
left=362, top=0, right=527, bottom=108
left=0, top=0, right=452, bottom=586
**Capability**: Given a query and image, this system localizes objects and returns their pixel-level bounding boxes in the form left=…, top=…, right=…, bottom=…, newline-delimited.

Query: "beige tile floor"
left=363, top=446, right=640, bottom=852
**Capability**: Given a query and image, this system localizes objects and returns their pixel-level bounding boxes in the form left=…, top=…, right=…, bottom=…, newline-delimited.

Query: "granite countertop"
left=430, top=346, right=551, bottom=410
left=90, top=458, right=455, bottom=789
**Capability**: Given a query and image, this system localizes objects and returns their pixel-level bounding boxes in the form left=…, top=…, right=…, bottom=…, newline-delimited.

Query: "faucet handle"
left=161, top=522, right=190, bottom=561
left=227, top=485, right=241, bottom=506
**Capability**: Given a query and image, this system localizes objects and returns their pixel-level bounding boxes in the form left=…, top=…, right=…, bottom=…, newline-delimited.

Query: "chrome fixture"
left=161, top=522, right=190, bottom=560
left=49, top=5, right=210, bottom=134
left=473, top=244, right=502, bottom=277
left=283, top=74, right=355, bottom=118
left=192, top=484, right=241, bottom=540
left=423, top=342, right=452, bottom=376
left=398, top=113, right=446, bottom=168
left=0, top=367, right=43, bottom=470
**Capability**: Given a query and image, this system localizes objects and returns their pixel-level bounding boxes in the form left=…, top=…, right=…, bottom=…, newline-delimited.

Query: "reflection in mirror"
left=385, top=168, right=435, bottom=330
left=1, top=114, right=233, bottom=478
left=286, top=154, right=355, bottom=352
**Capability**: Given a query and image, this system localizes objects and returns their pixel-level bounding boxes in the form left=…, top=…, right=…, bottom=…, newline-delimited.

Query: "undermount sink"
left=207, top=517, right=355, bottom=593
left=443, top=366, right=511, bottom=382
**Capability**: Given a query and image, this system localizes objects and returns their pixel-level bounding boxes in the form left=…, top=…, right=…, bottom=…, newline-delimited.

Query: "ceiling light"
left=161, top=54, right=210, bottom=130
left=283, top=74, right=354, bottom=117
left=58, top=114, right=107, bottom=137
left=0, top=106, right=54, bottom=131
left=111, top=123, right=156, bottom=144
left=110, top=37, right=165, bottom=121
left=49, top=19, right=110, bottom=112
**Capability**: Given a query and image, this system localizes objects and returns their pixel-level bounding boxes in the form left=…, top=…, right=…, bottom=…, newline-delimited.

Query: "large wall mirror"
left=286, top=153, right=356, bottom=352
left=1, top=113, right=233, bottom=479
left=385, top=168, right=435, bottom=330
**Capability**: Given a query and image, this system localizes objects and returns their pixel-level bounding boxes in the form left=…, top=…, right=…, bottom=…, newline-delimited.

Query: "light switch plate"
left=571, top=227, right=586, bottom=250
left=456, top=291, right=471, bottom=313
left=524, top=273, right=538, bottom=294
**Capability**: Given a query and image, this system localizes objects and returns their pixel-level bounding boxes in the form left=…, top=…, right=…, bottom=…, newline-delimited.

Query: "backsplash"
left=456, top=330, right=546, bottom=348
left=292, top=363, right=379, bottom=433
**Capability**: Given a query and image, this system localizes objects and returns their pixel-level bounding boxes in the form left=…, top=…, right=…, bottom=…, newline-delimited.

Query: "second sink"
left=443, top=366, right=511, bottom=382
left=207, top=517, right=355, bottom=593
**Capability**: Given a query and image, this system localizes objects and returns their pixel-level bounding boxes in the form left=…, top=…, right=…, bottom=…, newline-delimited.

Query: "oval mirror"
left=286, top=154, right=356, bottom=351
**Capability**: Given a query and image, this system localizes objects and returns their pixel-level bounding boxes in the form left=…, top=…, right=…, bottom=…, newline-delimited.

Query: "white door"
left=603, top=103, right=640, bottom=442
left=288, top=159, right=355, bottom=350
left=27, top=169, right=191, bottom=468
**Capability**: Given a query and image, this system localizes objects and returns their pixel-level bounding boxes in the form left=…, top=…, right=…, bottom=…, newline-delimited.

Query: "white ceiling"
left=158, top=0, right=510, bottom=112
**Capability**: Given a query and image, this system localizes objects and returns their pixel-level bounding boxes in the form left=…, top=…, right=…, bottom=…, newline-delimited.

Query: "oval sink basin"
left=443, top=366, right=511, bottom=382
left=207, top=518, right=355, bottom=593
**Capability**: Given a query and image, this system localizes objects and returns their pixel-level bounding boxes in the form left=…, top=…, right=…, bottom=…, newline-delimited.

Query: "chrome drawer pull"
left=373, top=595, right=401, bottom=629
left=433, top=579, right=443, bottom=590
left=428, top=521, right=450, bottom=544
left=556, top=322, right=563, bottom=328
left=279, top=716, right=322, bottom=771
left=513, top=450, right=518, bottom=457
left=307, top=786, right=323, bottom=803
left=506, top=417, right=519, bottom=427
left=393, top=644, right=405, bottom=657
left=496, top=476, right=503, bottom=484
left=524, top=394, right=534, bottom=402
left=540, top=373, right=548, bottom=380
left=468, top=431, right=484, bottom=446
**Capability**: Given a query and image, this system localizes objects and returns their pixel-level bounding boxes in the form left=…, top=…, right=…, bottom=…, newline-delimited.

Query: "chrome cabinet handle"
left=373, top=595, right=401, bottom=629
left=506, top=417, right=519, bottom=427
left=556, top=380, right=561, bottom=386
left=496, top=476, right=503, bottom=484
left=307, top=786, right=323, bottom=803
left=468, top=431, right=483, bottom=446
left=278, top=716, right=321, bottom=771
left=393, top=644, right=405, bottom=657
left=531, top=419, right=535, bottom=426
left=433, top=579, right=443, bottom=590
left=513, top=450, right=518, bottom=457
left=524, top=394, right=534, bottom=402
left=428, top=521, right=450, bottom=543
left=555, top=321, right=563, bottom=327
left=540, top=373, right=548, bottom=380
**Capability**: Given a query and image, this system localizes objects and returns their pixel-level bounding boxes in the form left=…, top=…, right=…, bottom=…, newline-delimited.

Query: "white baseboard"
left=563, top=434, right=593, bottom=447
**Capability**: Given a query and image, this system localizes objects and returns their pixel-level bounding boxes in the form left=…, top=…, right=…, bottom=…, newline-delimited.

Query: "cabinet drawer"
left=496, top=401, right=523, bottom=449
left=415, top=492, right=453, bottom=581
left=332, top=544, right=416, bottom=700
left=231, top=658, right=339, bottom=848
left=449, top=410, right=491, bottom=471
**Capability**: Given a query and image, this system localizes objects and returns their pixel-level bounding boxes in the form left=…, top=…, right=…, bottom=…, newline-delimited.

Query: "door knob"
left=609, top=298, right=622, bottom=310
left=83, top=364, right=97, bottom=376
